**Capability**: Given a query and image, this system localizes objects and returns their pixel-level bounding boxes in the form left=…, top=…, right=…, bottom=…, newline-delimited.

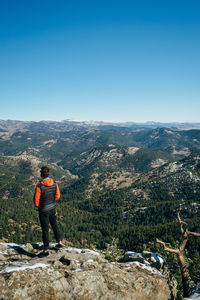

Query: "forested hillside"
left=0, top=120, right=200, bottom=299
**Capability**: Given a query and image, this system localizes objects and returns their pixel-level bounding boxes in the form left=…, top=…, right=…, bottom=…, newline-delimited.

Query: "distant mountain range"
left=1, top=118, right=200, bottom=297
left=1, top=119, right=200, bottom=179
left=1, top=119, right=200, bottom=131
left=1, top=118, right=200, bottom=215
left=54, top=119, right=200, bottom=130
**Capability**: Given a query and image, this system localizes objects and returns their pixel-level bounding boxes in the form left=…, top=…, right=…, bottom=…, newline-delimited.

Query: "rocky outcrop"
left=0, top=243, right=173, bottom=300
left=118, top=250, right=177, bottom=299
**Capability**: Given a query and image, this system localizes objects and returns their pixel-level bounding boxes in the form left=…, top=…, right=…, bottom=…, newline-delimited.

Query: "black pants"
left=39, top=209, right=62, bottom=250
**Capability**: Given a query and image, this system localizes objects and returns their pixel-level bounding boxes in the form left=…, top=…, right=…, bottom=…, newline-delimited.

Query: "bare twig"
left=156, top=238, right=179, bottom=254
left=177, top=208, right=187, bottom=234
left=186, top=231, right=200, bottom=237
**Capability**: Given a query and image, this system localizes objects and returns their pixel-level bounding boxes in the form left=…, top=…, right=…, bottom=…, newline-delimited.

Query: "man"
left=33, top=166, right=63, bottom=257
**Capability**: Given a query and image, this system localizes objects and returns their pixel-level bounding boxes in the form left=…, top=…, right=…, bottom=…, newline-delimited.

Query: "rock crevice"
left=0, top=243, right=172, bottom=300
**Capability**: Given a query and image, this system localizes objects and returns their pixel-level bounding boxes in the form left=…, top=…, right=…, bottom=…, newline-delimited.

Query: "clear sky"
left=0, top=0, right=200, bottom=123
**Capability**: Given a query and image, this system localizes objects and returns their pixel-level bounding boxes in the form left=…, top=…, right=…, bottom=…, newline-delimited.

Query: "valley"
left=0, top=119, right=200, bottom=297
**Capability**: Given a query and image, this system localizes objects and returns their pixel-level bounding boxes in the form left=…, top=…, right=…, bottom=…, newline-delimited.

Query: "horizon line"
left=0, top=118, right=200, bottom=124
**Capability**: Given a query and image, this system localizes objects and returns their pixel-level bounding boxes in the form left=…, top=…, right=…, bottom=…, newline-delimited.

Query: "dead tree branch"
left=156, top=208, right=200, bottom=298
left=156, top=239, right=179, bottom=254
left=177, top=208, right=187, bottom=235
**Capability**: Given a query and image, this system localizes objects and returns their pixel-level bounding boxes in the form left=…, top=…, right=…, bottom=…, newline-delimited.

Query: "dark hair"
left=40, top=166, right=50, bottom=178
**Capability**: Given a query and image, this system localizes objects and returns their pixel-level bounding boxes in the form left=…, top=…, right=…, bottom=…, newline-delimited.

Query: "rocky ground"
left=0, top=242, right=173, bottom=300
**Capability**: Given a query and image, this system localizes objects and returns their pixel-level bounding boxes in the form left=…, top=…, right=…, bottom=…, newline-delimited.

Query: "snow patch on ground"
left=73, top=268, right=82, bottom=272
left=64, top=247, right=100, bottom=256
left=0, top=260, right=49, bottom=274
left=82, top=249, right=100, bottom=256
left=65, top=247, right=83, bottom=254
left=86, top=259, right=94, bottom=263
left=131, top=261, right=161, bottom=274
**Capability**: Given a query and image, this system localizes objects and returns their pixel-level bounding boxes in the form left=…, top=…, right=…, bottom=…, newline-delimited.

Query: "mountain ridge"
left=1, top=119, right=200, bottom=131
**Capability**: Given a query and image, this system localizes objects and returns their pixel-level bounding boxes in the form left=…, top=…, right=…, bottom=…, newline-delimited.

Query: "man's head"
left=40, top=166, right=50, bottom=179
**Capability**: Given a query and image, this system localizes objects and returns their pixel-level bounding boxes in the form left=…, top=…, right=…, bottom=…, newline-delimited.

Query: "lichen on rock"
left=0, top=242, right=174, bottom=300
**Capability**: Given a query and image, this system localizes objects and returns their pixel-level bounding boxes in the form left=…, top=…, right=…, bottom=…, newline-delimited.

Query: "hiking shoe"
left=55, top=244, right=64, bottom=249
left=38, top=250, right=49, bottom=258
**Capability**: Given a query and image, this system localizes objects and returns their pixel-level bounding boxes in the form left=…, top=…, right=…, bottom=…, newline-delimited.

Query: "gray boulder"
left=118, top=251, right=144, bottom=263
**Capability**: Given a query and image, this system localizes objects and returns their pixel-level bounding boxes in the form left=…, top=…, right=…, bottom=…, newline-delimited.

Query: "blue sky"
left=0, top=0, right=200, bottom=122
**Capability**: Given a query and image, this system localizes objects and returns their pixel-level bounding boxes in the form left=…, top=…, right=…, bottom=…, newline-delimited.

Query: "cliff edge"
left=0, top=242, right=172, bottom=300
